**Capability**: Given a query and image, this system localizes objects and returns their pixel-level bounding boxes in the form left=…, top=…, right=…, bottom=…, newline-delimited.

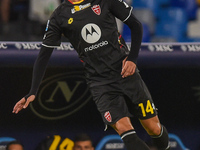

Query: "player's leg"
left=123, top=72, right=170, bottom=149
left=90, top=83, right=150, bottom=150
left=111, top=117, right=150, bottom=150
left=89, top=78, right=151, bottom=150
left=140, top=116, right=170, bottom=150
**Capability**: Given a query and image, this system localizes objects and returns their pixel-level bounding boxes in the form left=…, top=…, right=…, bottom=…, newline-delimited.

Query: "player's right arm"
left=13, top=46, right=54, bottom=114
left=13, top=6, right=62, bottom=114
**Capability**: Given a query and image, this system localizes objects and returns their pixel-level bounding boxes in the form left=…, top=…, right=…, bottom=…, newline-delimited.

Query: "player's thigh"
left=90, top=84, right=132, bottom=125
left=123, top=73, right=158, bottom=120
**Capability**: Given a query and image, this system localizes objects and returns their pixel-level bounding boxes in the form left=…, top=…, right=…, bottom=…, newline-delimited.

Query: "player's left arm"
left=108, top=0, right=143, bottom=77
left=121, top=13, right=143, bottom=78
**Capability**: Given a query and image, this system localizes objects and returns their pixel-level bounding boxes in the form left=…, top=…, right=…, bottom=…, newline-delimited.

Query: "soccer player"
left=13, top=0, right=170, bottom=149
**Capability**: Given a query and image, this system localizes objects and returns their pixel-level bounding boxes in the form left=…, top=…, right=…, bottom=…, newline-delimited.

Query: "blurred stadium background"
left=0, top=0, right=200, bottom=150
left=0, top=0, right=200, bottom=42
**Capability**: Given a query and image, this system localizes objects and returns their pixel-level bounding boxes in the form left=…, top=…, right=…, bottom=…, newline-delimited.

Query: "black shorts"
left=89, top=72, right=157, bottom=125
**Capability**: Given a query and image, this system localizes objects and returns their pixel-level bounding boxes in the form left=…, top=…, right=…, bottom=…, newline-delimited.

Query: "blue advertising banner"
left=0, top=42, right=200, bottom=67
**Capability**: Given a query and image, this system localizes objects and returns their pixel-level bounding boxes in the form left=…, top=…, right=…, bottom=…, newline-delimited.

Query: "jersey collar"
left=68, top=0, right=84, bottom=4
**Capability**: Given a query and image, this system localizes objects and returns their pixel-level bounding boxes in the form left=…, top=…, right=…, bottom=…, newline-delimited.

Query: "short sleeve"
left=108, top=0, right=133, bottom=22
left=42, top=12, right=62, bottom=48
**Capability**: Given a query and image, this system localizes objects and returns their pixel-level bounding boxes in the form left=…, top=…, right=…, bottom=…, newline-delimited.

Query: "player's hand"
left=12, top=95, right=35, bottom=114
left=121, top=57, right=136, bottom=78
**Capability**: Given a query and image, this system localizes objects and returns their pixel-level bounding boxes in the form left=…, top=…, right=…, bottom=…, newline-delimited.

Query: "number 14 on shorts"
left=139, top=100, right=156, bottom=117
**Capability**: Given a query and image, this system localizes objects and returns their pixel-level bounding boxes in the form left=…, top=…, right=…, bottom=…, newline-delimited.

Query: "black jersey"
left=42, top=0, right=137, bottom=86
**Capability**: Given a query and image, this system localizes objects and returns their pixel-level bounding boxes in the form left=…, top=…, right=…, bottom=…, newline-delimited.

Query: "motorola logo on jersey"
left=30, top=72, right=92, bottom=120
left=81, top=23, right=101, bottom=44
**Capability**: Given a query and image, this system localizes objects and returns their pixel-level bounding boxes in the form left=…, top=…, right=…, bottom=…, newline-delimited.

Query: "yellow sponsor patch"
left=71, top=3, right=91, bottom=14
left=68, top=18, right=73, bottom=24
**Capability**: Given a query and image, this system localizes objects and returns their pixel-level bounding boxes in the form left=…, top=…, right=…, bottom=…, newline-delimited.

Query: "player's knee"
left=112, top=117, right=134, bottom=135
left=112, top=123, right=132, bottom=135
left=146, top=125, right=162, bottom=136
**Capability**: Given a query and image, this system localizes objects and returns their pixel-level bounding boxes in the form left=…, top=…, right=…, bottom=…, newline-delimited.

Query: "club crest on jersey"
left=104, top=111, right=112, bottom=122
left=91, top=5, right=101, bottom=15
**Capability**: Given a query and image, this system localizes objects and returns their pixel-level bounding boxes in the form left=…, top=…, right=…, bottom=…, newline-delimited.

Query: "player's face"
left=73, top=141, right=94, bottom=150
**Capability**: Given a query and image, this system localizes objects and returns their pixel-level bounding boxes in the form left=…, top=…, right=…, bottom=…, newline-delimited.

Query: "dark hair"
left=74, top=133, right=93, bottom=144
left=6, top=141, right=24, bottom=150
